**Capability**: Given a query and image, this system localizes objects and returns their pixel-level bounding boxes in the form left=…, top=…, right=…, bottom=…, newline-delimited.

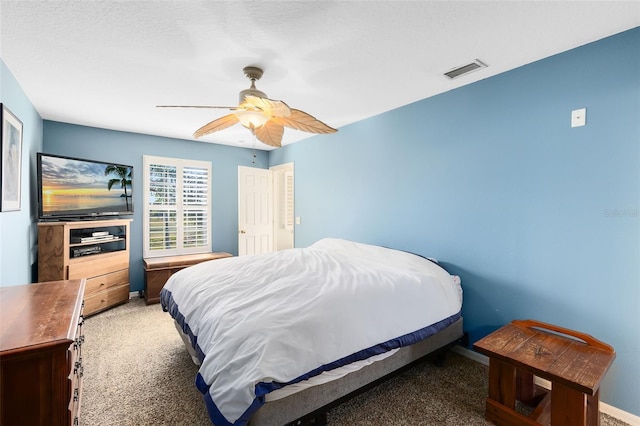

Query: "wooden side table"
left=143, top=252, right=232, bottom=304
left=474, top=320, right=615, bottom=426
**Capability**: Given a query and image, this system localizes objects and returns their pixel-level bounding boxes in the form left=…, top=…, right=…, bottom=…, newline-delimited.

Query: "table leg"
left=516, top=368, right=536, bottom=404
left=488, top=358, right=517, bottom=408
left=586, top=388, right=600, bottom=426
left=551, top=382, right=587, bottom=425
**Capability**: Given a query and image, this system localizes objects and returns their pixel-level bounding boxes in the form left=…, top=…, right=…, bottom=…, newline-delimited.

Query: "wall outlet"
left=571, top=108, right=586, bottom=127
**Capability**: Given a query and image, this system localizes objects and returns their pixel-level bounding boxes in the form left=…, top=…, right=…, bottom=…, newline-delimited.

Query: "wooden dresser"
left=0, top=279, right=86, bottom=426
left=38, top=219, right=131, bottom=316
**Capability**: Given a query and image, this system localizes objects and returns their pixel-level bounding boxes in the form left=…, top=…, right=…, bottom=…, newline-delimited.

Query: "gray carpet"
left=81, top=298, right=630, bottom=426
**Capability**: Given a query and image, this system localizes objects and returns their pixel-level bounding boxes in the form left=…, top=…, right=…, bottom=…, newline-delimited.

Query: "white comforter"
left=161, top=238, right=462, bottom=425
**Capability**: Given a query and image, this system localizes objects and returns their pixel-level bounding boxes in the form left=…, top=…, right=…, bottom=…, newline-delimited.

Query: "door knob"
left=239, top=230, right=246, bottom=234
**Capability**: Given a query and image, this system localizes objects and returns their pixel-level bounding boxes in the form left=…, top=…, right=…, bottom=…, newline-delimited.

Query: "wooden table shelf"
left=474, top=319, right=615, bottom=426
left=143, top=252, right=232, bottom=304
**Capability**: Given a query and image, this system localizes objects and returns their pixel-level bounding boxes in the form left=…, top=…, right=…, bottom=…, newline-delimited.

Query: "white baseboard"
left=451, top=346, right=640, bottom=425
left=452, top=345, right=489, bottom=365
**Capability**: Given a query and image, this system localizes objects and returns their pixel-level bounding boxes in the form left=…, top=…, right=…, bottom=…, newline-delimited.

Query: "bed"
left=160, top=238, right=463, bottom=426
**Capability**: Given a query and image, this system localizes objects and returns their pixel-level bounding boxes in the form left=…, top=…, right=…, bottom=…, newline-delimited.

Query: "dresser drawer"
left=68, top=349, right=82, bottom=414
left=85, top=269, right=129, bottom=297
left=68, top=308, right=84, bottom=426
left=69, top=372, right=82, bottom=426
left=68, top=251, right=129, bottom=280
left=84, top=284, right=129, bottom=316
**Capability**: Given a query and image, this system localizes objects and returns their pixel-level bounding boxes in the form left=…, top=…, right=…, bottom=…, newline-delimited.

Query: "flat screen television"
left=37, top=152, right=133, bottom=220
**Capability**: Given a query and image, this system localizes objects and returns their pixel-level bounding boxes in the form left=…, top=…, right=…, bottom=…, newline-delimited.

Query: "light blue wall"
left=43, top=121, right=268, bottom=292
left=0, top=60, right=43, bottom=286
left=2, top=27, right=638, bottom=416
left=271, top=28, right=640, bottom=415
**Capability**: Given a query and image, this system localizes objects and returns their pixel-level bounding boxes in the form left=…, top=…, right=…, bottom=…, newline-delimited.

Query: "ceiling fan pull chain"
left=251, top=133, right=257, bottom=164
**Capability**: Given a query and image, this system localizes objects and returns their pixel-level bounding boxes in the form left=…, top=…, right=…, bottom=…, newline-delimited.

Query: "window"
left=143, top=155, right=211, bottom=258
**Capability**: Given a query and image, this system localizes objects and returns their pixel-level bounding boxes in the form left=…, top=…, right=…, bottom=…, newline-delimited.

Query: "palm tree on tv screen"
left=105, top=165, right=132, bottom=210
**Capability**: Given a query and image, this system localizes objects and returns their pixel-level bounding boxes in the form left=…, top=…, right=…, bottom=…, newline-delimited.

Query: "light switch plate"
left=571, top=108, right=586, bottom=127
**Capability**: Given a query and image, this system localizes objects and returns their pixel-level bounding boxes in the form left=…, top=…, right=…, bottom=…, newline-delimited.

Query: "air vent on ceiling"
left=444, top=59, right=487, bottom=79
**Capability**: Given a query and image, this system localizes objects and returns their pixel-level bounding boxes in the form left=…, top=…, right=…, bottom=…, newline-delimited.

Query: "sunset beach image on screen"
left=38, top=154, right=133, bottom=217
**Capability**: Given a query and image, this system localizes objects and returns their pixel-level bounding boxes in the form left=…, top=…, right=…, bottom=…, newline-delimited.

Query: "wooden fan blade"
left=271, top=109, right=337, bottom=134
left=243, top=96, right=291, bottom=117
left=193, top=114, right=239, bottom=138
left=254, top=120, right=284, bottom=147
left=157, top=105, right=240, bottom=109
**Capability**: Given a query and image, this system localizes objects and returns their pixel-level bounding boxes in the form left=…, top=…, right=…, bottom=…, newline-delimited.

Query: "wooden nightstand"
left=474, top=319, right=615, bottom=426
left=143, top=252, right=232, bottom=304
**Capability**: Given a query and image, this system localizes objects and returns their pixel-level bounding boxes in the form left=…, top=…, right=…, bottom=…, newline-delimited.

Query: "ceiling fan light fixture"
left=235, top=110, right=269, bottom=129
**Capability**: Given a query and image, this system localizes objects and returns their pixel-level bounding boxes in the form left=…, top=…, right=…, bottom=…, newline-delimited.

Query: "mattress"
left=161, top=238, right=462, bottom=426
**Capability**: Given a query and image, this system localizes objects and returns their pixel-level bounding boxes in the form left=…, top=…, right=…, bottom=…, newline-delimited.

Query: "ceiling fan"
left=157, top=66, right=338, bottom=148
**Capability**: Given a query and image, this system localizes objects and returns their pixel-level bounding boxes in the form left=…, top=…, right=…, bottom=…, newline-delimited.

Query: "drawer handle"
left=73, top=388, right=79, bottom=401
left=74, top=335, right=84, bottom=349
left=78, top=315, right=84, bottom=326
left=74, top=417, right=79, bottom=426
left=74, top=365, right=84, bottom=377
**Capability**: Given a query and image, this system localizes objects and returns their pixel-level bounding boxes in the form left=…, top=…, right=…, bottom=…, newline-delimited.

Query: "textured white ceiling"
left=1, top=1, right=639, bottom=150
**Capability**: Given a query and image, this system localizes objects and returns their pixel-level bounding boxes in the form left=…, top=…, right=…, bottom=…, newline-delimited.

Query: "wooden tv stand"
left=38, top=219, right=132, bottom=316
left=474, top=320, right=615, bottom=426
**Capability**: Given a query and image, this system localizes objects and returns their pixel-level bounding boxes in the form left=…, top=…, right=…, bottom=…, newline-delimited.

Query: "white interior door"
left=238, top=166, right=273, bottom=256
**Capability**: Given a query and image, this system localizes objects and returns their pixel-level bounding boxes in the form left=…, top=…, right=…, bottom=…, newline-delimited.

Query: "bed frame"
left=248, top=317, right=464, bottom=425
left=175, top=318, right=463, bottom=426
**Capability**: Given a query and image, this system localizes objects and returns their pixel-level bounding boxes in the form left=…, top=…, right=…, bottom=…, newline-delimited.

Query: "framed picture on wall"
left=1, top=103, right=24, bottom=212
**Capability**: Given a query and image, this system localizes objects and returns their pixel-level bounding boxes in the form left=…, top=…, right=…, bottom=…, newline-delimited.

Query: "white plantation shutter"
left=143, top=156, right=212, bottom=257
left=148, top=164, right=178, bottom=252
left=283, top=170, right=294, bottom=231
left=182, top=165, right=209, bottom=248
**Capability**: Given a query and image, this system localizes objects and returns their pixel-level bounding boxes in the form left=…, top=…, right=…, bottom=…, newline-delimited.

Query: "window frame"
left=142, top=155, right=212, bottom=258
